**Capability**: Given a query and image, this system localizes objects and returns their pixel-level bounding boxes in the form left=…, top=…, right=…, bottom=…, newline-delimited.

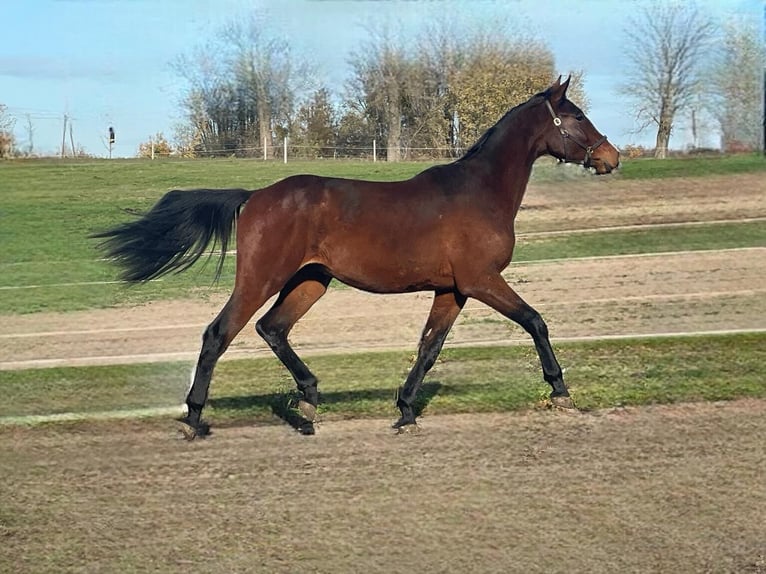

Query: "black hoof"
left=392, top=414, right=417, bottom=430
left=177, top=417, right=211, bottom=441
left=298, top=421, right=315, bottom=436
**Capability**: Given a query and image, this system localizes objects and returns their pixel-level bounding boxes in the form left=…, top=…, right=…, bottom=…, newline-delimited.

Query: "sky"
left=1, top=0, right=763, bottom=158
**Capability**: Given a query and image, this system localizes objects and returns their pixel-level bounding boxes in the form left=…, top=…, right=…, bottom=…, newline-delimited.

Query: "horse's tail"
left=92, top=188, right=254, bottom=283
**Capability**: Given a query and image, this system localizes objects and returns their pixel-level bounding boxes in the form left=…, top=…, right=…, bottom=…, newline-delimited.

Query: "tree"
left=335, top=106, right=373, bottom=157
left=172, top=121, right=203, bottom=158
left=620, top=3, right=715, bottom=158
left=345, top=19, right=589, bottom=161
left=448, top=36, right=555, bottom=148
left=175, top=12, right=310, bottom=156
left=137, top=132, right=173, bottom=158
left=710, top=20, right=765, bottom=152
left=24, top=114, right=34, bottom=156
left=0, top=104, right=15, bottom=159
left=347, top=25, right=411, bottom=161
left=292, top=88, right=337, bottom=158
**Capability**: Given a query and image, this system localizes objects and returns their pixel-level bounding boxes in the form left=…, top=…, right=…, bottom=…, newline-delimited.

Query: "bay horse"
left=95, top=76, right=620, bottom=439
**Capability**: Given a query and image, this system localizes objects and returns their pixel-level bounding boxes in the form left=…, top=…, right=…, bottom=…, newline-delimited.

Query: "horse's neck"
left=472, top=103, right=544, bottom=217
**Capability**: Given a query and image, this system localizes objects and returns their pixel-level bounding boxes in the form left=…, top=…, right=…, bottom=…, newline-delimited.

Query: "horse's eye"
left=575, top=113, right=584, bottom=121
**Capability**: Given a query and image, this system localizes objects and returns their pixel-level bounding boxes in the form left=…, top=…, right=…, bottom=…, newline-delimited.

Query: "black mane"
left=457, top=91, right=548, bottom=161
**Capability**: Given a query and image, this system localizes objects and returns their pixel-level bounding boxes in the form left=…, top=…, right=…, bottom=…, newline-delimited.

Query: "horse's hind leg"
left=256, top=265, right=331, bottom=434
left=182, top=285, right=272, bottom=439
left=394, top=289, right=466, bottom=430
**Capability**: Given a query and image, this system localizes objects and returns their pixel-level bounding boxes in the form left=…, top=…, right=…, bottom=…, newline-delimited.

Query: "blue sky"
left=1, top=0, right=762, bottom=157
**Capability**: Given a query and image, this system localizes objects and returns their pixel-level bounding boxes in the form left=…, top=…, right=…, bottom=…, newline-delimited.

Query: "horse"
left=94, top=76, right=620, bottom=439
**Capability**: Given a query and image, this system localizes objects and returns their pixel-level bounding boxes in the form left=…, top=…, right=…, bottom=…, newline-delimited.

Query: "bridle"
left=545, top=99, right=607, bottom=167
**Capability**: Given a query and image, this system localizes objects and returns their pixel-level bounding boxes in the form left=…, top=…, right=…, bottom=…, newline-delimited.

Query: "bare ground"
left=2, top=399, right=765, bottom=573
left=2, top=174, right=766, bottom=573
left=2, top=246, right=764, bottom=369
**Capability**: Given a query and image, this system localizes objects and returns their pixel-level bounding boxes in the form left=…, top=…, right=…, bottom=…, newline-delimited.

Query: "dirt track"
left=2, top=399, right=765, bottom=573
left=2, top=248, right=765, bottom=370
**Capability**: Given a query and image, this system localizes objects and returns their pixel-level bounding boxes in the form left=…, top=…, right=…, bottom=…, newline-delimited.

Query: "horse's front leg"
left=394, top=289, right=466, bottom=431
left=460, top=273, right=575, bottom=409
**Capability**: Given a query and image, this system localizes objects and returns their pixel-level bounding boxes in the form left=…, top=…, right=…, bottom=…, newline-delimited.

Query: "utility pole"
left=108, top=126, right=115, bottom=159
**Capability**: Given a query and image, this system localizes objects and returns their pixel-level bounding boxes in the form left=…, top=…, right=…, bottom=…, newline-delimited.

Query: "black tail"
left=92, top=188, right=254, bottom=283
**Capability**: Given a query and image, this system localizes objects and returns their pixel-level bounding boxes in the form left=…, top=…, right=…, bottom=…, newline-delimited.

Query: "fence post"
left=373, top=139, right=376, bottom=162
left=283, top=137, right=288, bottom=164
left=263, top=136, right=267, bottom=160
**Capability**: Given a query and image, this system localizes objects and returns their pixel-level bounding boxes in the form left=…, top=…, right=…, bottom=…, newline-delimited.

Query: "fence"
left=172, top=138, right=460, bottom=162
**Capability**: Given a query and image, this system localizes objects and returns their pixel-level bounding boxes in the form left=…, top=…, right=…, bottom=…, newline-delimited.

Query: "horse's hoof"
left=551, top=395, right=576, bottom=410
left=298, top=421, right=316, bottom=436
left=392, top=415, right=415, bottom=430
left=297, top=400, right=317, bottom=422
left=177, top=419, right=210, bottom=441
left=395, top=423, right=420, bottom=435
left=178, top=421, right=197, bottom=441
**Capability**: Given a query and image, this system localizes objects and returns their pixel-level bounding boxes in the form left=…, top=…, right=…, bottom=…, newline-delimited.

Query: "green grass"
left=1, top=333, right=764, bottom=425
left=513, top=220, right=766, bottom=262
left=2, top=157, right=764, bottom=314
left=615, top=153, right=766, bottom=180
left=0, top=159, right=429, bottom=314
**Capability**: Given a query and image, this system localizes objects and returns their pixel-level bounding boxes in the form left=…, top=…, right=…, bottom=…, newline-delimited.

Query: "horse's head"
left=540, top=77, right=620, bottom=174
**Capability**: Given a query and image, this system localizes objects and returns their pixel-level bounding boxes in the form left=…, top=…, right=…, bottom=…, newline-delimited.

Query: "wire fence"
left=168, top=140, right=461, bottom=162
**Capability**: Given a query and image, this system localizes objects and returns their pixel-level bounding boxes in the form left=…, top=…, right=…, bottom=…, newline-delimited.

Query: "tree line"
left=168, top=6, right=764, bottom=162
left=171, top=16, right=589, bottom=160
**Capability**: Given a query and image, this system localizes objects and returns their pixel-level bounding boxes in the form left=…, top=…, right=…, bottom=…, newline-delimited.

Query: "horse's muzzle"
left=587, top=144, right=620, bottom=174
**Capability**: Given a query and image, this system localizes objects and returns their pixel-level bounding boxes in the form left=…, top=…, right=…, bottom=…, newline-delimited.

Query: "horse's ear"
left=547, top=75, right=571, bottom=102
left=561, top=75, right=571, bottom=95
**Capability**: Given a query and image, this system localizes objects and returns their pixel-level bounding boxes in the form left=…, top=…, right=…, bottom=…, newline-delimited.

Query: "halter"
left=545, top=99, right=607, bottom=166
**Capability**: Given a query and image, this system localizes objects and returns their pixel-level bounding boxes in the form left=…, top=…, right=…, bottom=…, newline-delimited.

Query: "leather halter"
left=545, top=99, right=607, bottom=167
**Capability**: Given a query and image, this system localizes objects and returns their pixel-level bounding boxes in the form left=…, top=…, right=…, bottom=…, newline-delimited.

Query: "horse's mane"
left=457, top=91, right=548, bottom=161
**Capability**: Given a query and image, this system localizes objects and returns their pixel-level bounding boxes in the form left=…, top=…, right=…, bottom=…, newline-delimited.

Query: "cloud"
left=0, top=56, right=119, bottom=80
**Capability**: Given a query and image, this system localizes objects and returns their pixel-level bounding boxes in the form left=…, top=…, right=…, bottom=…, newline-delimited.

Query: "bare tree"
left=175, top=12, right=311, bottom=156
left=348, top=18, right=584, bottom=161
left=347, top=25, right=411, bottom=161
left=620, top=3, right=715, bottom=158
left=710, top=19, right=765, bottom=152
left=0, top=104, right=15, bottom=158
left=24, top=113, right=34, bottom=156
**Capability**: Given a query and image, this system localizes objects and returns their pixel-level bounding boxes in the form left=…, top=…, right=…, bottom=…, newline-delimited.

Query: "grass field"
left=2, top=155, right=765, bottom=428
left=2, top=333, right=764, bottom=425
left=2, top=155, right=765, bottom=314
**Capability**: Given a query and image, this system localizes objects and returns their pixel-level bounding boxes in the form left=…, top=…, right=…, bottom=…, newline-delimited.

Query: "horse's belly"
left=321, top=252, right=454, bottom=295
